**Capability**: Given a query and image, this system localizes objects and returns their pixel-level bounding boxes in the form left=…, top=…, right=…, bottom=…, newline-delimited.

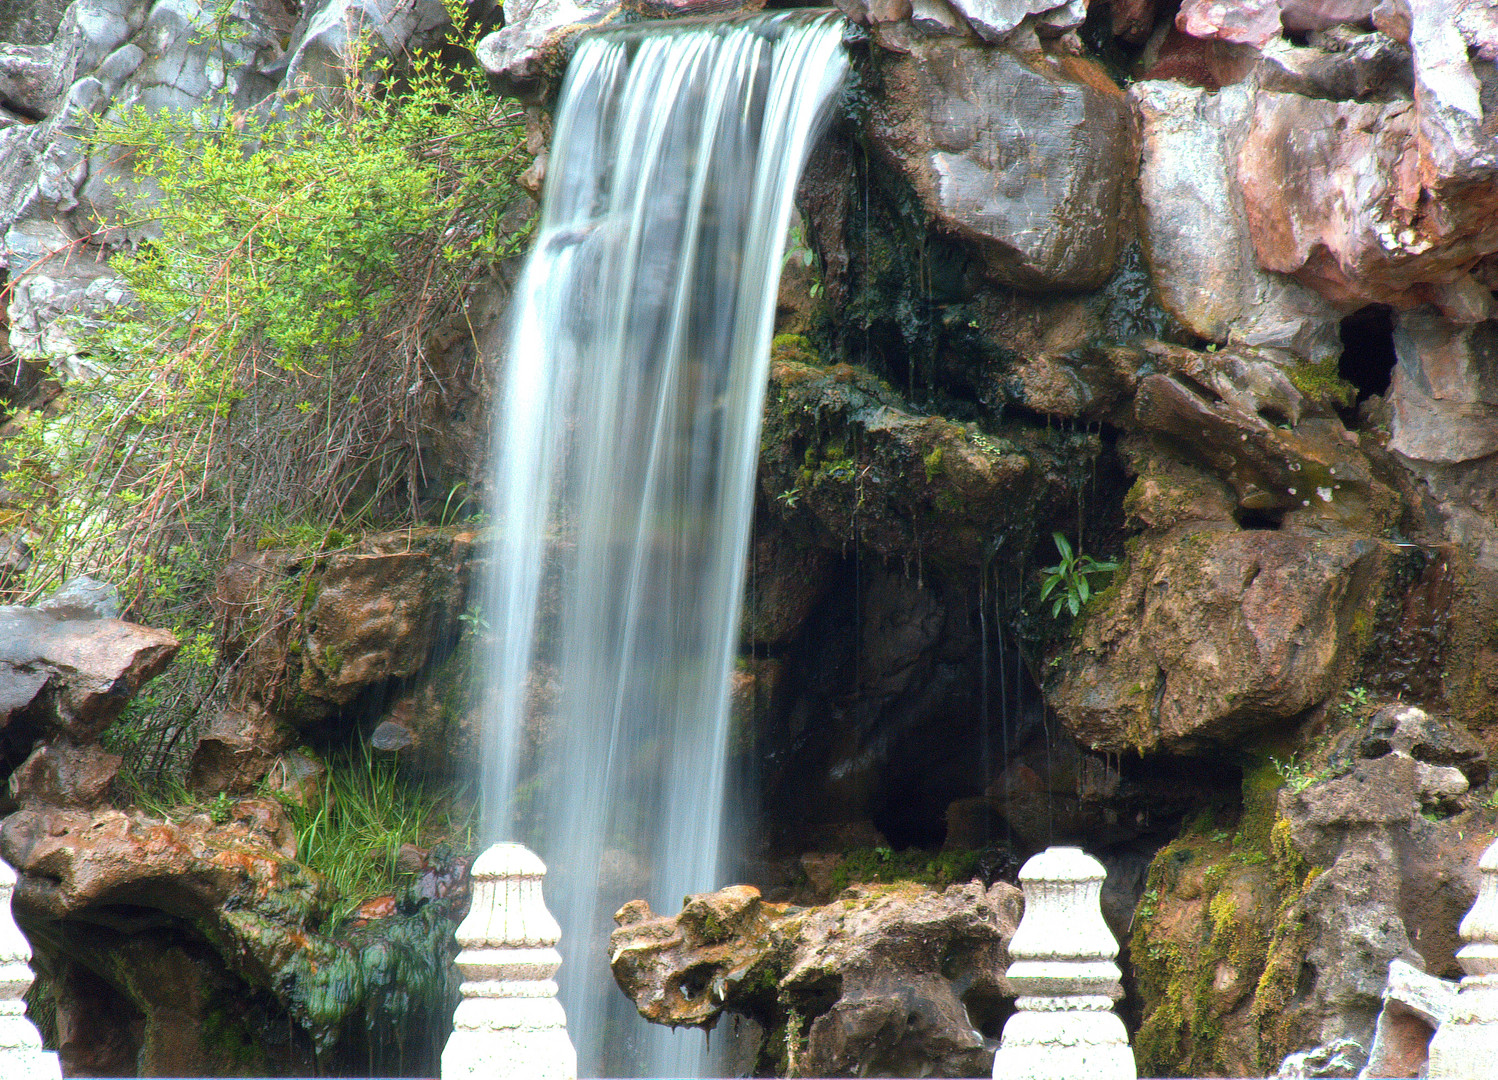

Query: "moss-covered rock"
left=758, top=357, right=1085, bottom=569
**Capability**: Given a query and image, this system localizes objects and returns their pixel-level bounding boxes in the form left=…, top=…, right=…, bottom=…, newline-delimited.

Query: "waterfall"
left=480, top=12, right=849, bottom=1077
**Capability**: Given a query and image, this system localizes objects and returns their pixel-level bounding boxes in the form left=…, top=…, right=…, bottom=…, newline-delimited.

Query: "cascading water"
left=480, top=12, right=849, bottom=1077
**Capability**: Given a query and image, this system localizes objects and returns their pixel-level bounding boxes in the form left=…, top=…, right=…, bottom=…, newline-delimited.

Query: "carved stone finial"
left=1427, top=837, right=1498, bottom=1079
left=441, top=843, right=577, bottom=1080
left=992, top=846, right=1136, bottom=1080
left=0, top=860, right=61, bottom=1080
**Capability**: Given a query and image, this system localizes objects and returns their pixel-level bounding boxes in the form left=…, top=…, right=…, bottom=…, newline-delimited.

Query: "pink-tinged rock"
left=1130, top=79, right=1341, bottom=358
left=1279, top=0, right=1375, bottom=31
left=1239, top=4, right=1498, bottom=309
left=1176, top=0, right=1284, bottom=48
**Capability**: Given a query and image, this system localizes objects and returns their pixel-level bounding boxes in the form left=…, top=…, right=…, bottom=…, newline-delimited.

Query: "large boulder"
left=1052, top=526, right=1397, bottom=754
left=0, top=602, right=177, bottom=748
left=866, top=40, right=1133, bottom=291
left=1235, top=4, right=1498, bottom=313
left=215, top=528, right=473, bottom=724
left=2, top=801, right=461, bottom=1075
left=1129, top=78, right=1342, bottom=359
left=610, top=878, right=1022, bottom=1077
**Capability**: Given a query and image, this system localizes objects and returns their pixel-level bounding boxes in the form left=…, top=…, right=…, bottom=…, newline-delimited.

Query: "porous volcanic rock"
left=866, top=39, right=1133, bottom=291
left=1052, top=526, right=1397, bottom=754
left=610, top=878, right=1022, bottom=1077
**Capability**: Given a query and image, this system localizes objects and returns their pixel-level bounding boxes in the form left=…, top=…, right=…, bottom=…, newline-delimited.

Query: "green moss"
left=922, top=445, right=944, bottom=482
left=1286, top=358, right=1357, bottom=409
left=827, top=847, right=982, bottom=894
left=1131, top=774, right=1313, bottom=1076
left=771, top=333, right=820, bottom=365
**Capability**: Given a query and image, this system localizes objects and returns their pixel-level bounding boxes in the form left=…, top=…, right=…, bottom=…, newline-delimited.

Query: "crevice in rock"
left=0, top=95, right=46, bottom=123
left=1337, top=303, right=1397, bottom=408
left=1233, top=506, right=1284, bottom=530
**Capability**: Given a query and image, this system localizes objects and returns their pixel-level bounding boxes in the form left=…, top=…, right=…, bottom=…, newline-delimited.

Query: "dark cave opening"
left=1337, top=303, right=1398, bottom=406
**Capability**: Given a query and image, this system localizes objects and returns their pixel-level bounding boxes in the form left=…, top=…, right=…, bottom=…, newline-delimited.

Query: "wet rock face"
left=610, top=879, right=1021, bottom=1077
left=212, top=528, right=476, bottom=771
left=1054, top=528, right=1396, bottom=755
left=0, top=602, right=177, bottom=750
left=866, top=41, right=1132, bottom=291
left=758, top=357, right=1083, bottom=567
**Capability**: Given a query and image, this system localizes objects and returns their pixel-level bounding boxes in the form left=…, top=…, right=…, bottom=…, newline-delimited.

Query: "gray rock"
left=281, top=0, right=450, bottom=98
left=1388, top=307, right=1498, bottom=464
left=0, top=604, right=177, bottom=744
left=867, top=40, right=1132, bottom=291
left=0, top=0, right=76, bottom=47
left=943, top=0, right=1069, bottom=40
left=476, top=0, right=622, bottom=99
left=39, top=574, right=120, bottom=619
left=369, top=718, right=415, bottom=752
left=1274, top=756, right=1486, bottom=1064
left=1129, top=78, right=1342, bottom=360
left=1277, top=1038, right=1367, bottom=1078
left=1358, top=959, right=1454, bottom=1080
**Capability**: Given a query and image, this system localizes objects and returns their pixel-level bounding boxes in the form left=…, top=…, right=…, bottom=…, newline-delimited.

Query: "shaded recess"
left=1337, top=303, right=1397, bottom=406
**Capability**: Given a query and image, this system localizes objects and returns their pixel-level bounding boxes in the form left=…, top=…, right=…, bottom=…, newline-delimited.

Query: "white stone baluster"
left=442, top=842, right=577, bottom=1080
left=992, top=845, right=1136, bottom=1080
left=0, top=860, right=61, bottom=1080
left=1428, top=837, right=1498, bottom=1079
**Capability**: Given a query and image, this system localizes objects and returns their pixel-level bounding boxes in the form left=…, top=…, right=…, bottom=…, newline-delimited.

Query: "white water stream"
left=480, top=13, right=848, bottom=1076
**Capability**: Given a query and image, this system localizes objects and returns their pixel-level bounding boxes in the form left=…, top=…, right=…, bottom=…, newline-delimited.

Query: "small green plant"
left=776, top=486, right=802, bottom=509
left=1039, top=532, right=1119, bottom=618
left=1338, top=686, right=1373, bottom=719
left=456, top=604, right=490, bottom=637
left=782, top=223, right=823, bottom=298
left=1270, top=754, right=1330, bottom=794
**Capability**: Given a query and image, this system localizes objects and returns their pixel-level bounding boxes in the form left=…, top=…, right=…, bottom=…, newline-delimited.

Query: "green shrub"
left=4, top=6, right=529, bottom=785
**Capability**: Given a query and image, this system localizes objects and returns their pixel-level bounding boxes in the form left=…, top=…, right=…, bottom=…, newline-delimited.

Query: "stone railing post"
left=992, top=845, right=1136, bottom=1080
left=442, top=843, right=577, bottom=1080
left=0, top=860, right=61, bottom=1080
left=1427, top=837, right=1498, bottom=1079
